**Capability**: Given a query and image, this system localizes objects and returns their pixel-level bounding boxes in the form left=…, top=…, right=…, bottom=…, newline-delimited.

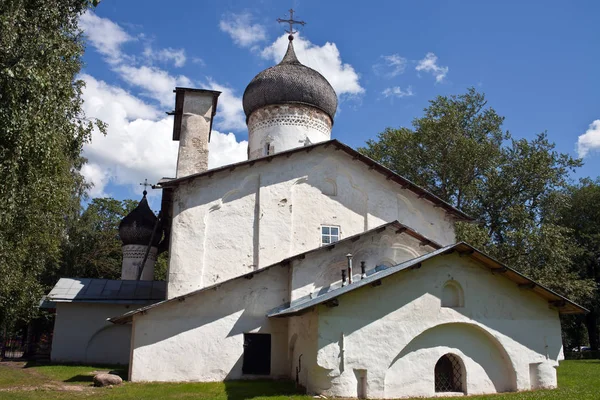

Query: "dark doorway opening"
left=434, top=354, right=464, bottom=393
left=242, top=333, right=271, bottom=375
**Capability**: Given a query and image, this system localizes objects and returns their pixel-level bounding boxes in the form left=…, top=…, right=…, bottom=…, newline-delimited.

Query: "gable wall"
left=289, top=226, right=436, bottom=304
left=129, top=265, right=290, bottom=382
left=305, top=253, right=563, bottom=398
left=167, top=147, right=456, bottom=298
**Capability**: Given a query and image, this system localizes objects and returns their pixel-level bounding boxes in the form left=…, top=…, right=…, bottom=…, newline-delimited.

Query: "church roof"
left=267, top=242, right=588, bottom=317
left=156, top=139, right=474, bottom=222
left=41, top=278, right=166, bottom=307
left=242, top=40, right=338, bottom=121
left=109, top=220, right=439, bottom=324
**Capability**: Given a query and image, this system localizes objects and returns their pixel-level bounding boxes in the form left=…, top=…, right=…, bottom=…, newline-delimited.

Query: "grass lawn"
left=0, top=360, right=598, bottom=399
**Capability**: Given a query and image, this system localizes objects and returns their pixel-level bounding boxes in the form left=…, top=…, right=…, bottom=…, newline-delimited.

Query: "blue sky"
left=79, top=0, right=600, bottom=209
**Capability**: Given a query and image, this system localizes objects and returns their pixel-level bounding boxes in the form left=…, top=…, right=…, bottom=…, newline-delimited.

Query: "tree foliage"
left=0, top=0, right=102, bottom=330
left=552, top=179, right=600, bottom=349
left=360, top=88, right=594, bottom=306
left=44, top=197, right=168, bottom=285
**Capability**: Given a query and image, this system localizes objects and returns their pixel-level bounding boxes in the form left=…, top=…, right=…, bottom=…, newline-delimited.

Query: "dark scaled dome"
left=119, top=191, right=160, bottom=247
left=243, top=39, right=338, bottom=122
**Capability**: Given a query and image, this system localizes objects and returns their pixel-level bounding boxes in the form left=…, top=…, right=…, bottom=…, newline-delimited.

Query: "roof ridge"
left=157, top=139, right=473, bottom=221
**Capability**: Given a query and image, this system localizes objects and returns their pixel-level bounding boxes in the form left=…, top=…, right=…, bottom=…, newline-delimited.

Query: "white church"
left=43, top=26, right=587, bottom=399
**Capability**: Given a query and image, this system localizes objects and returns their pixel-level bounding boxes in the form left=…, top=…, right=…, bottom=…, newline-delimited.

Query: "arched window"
left=441, top=280, right=464, bottom=308
left=434, top=354, right=464, bottom=393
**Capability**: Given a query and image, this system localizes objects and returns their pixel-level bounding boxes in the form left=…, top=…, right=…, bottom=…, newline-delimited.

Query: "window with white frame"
left=321, top=225, right=340, bottom=245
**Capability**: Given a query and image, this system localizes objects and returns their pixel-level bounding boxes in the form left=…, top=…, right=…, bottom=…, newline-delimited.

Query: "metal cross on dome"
left=277, top=8, right=306, bottom=38
left=140, top=178, right=152, bottom=195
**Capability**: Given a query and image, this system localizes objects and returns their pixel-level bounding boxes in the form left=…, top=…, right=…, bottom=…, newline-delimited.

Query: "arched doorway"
left=434, top=354, right=464, bottom=393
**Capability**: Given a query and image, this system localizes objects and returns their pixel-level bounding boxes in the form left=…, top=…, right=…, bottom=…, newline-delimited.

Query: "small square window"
left=321, top=225, right=340, bottom=245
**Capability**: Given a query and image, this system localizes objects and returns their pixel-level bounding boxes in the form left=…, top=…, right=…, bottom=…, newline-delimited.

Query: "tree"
left=553, top=179, right=600, bottom=350
left=54, top=198, right=132, bottom=282
left=360, top=88, right=594, bottom=307
left=45, top=197, right=168, bottom=285
left=0, top=0, right=103, bottom=332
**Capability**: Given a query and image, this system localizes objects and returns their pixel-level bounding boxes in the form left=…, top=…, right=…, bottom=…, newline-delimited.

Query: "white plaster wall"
left=247, top=104, right=331, bottom=160
left=130, top=265, right=290, bottom=382
left=167, top=147, right=456, bottom=298
left=287, top=312, right=319, bottom=389
left=302, top=253, right=562, bottom=398
left=51, top=303, right=132, bottom=364
left=289, top=225, right=435, bottom=304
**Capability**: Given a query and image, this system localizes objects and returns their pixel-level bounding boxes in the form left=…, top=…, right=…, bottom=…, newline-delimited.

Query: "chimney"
left=346, top=254, right=353, bottom=284
left=360, top=261, right=367, bottom=279
left=171, top=88, right=221, bottom=178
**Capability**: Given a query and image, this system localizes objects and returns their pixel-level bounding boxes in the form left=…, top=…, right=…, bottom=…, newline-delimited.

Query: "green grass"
left=0, top=360, right=598, bottom=399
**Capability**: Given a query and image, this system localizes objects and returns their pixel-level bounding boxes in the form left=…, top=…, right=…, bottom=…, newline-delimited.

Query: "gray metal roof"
left=42, top=278, right=166, bottom=307
left=242, top=40, right=338, bottom=121
left=267, top=242, right=588, bottom=317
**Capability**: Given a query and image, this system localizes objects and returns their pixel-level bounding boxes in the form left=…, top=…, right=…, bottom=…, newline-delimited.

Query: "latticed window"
left=434, top=354, right=463, bottom=393
left=321, top=226, right=339, bottom=245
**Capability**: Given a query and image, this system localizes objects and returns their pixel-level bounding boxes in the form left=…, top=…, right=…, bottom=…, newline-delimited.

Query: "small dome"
left=119, top=192, right=160, bottom=247
left=243, top=39, right=338, bottom=122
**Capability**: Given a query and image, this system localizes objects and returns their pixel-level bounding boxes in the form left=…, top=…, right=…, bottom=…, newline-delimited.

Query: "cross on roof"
left=277, top=8, right=306, bottom=38
left=140, top=179, right=151, bottom=195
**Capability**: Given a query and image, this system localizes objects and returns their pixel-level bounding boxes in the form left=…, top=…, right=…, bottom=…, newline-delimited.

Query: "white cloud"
left=577, top=120, right=600, bottom=158
left=79, top=11, right=133, bottom=64
left=205, top=79, right=246, bottom=132
left=143, top=47, right=187, bottom=67
left=261, top=34, right=364, bottom=97
left=208, top=131, right=248, bottom=167
left=374, top=54, right=407, bottom=78
left=115, top=65, right=192, bottom=107
left=80, top=75, right=247, bottom=197
left=219, top=12, right=267, bottom=48
left=382, top=86, right=414, bottom=98
left=416, top=52, right=449, bottom=83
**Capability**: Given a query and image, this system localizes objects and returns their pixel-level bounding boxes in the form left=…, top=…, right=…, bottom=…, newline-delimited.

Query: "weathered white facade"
left=299, top=253, right=563, bottom=398
left=120, top=225, right=574, bottom=398
left=166, top=146, right=456, bottom=298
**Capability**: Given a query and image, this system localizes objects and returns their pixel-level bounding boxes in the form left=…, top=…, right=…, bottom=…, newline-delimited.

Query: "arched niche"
left=384, top=322, right=518, bottom=397
left=441, top=280, right=464, bottom=308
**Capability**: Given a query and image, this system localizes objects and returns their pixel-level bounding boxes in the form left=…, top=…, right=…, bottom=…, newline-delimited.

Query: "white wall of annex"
left=302, top=253, right=563, bottom=399
left=130, top=265, right=289, bottom=382
left=51, top=303, right=132, bottom=365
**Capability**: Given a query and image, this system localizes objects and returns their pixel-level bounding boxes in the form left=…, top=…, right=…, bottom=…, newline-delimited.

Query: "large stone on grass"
left=93, top=373, right=123, bottom=387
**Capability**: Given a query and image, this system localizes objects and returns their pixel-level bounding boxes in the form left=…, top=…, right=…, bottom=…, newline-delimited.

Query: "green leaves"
left=360, top=87, right=591, bottom=305
left=0, top=0, right=102, bottom=332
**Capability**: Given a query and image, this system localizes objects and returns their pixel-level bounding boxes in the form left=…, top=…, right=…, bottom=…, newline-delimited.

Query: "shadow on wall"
left=85, top=324, right=131, bottom=365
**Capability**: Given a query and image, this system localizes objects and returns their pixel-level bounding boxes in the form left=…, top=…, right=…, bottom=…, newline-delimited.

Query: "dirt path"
left=0, top=361, right=93, bottom=393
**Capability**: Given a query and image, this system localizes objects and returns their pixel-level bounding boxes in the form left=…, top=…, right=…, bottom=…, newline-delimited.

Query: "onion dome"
left=118, top=191, right=160, bottom=247
left=242, top=37, right=338, bottom=122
